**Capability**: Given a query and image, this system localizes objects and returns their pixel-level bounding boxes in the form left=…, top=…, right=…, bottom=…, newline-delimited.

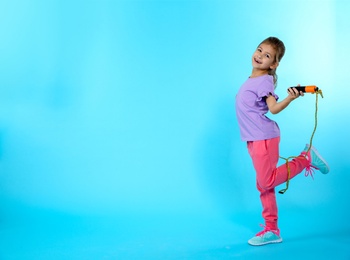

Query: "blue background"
left=0, top=0, right=349, bottom=259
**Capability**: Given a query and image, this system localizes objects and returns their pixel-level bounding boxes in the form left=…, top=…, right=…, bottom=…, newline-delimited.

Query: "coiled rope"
left=278, top=89, right=324, bottom=194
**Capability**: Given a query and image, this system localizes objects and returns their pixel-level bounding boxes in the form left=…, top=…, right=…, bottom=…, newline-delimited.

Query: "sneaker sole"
left=248, top=237, right=283, bottom=246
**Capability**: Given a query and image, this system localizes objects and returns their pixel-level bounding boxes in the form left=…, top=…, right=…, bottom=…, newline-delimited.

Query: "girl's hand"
left=287, top=84, right=304, bottom=100
left=267, top=84, right=304, bottom=114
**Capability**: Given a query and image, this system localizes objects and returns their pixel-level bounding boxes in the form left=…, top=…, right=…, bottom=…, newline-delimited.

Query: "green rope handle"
left=278, top=90, right=323, bottom=194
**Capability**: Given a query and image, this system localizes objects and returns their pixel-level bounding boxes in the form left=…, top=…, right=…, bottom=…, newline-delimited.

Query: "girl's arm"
left=266, top=87, right=303, bottom=114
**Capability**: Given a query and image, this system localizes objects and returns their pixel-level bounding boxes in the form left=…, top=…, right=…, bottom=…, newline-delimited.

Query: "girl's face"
left=252, top=43, right=278, bottom=71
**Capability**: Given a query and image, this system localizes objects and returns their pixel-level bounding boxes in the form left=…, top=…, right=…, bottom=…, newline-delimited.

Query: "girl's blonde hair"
left=259, top=37, right=285, bottom=86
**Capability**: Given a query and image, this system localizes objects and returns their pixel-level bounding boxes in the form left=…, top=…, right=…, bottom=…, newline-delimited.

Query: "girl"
left=235, top=37, right=329, bottom=246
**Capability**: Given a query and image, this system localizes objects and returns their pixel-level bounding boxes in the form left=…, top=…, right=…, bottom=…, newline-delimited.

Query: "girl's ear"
left=270, top=61, right=279, bottom=70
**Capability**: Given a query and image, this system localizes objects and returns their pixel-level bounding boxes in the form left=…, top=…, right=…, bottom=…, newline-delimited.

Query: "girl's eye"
left=266, top=54, right=270, bottom=58
left=257, top=48, right=262, bottom=52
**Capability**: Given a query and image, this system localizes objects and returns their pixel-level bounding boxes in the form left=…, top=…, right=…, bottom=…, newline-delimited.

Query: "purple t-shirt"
left=235, top=74, right=280, bottom=141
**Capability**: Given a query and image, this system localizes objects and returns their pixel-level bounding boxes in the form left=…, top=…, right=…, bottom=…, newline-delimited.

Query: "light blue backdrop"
left=0, top=0, right=349, bottom=232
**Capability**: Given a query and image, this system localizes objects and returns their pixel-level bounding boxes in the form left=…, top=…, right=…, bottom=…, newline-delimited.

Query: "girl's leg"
left=248, top=137, right=309, bottom=191
left=259, top=186, right=278, bottom=230
left=272, top=155, right=309, bottom=188
left=247, top=137, right=308, bottom=230
left=248, top=138, right=279, bottom=230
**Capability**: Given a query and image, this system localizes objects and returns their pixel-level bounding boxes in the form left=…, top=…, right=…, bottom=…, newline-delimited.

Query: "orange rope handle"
left=305, top=85, right=317, bottom=93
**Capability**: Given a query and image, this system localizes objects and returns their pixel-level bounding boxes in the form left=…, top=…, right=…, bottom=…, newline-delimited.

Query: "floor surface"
left=1, top=207, right=349, bottom=260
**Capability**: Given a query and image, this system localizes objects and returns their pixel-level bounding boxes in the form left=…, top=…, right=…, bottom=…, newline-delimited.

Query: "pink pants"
left=247, top=137, right=309, bottom=230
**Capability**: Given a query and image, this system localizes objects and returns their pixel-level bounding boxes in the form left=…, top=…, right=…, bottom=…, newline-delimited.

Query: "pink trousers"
left=247, top=137, right=309, bottom=230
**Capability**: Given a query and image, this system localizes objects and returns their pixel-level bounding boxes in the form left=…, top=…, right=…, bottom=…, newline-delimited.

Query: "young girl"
left=235, top=37, right=330, bottom=246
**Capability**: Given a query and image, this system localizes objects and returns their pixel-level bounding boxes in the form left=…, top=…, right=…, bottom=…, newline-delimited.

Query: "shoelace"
left=302, top=151, right=319, bottom=180
left=304, top=165, right=316, bottom=179
left=256, top=224, right=279, bottom=237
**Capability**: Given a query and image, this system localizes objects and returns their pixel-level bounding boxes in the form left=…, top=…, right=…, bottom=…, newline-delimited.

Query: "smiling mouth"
left=254, top=58, right=262, bottom=64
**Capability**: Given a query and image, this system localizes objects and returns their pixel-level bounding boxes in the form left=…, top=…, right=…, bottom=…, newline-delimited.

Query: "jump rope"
left=278, top=85, right=324, bottom=194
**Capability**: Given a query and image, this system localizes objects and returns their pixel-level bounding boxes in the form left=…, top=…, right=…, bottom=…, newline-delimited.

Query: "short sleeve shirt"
left=235, top=74, right=280, bottom=141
